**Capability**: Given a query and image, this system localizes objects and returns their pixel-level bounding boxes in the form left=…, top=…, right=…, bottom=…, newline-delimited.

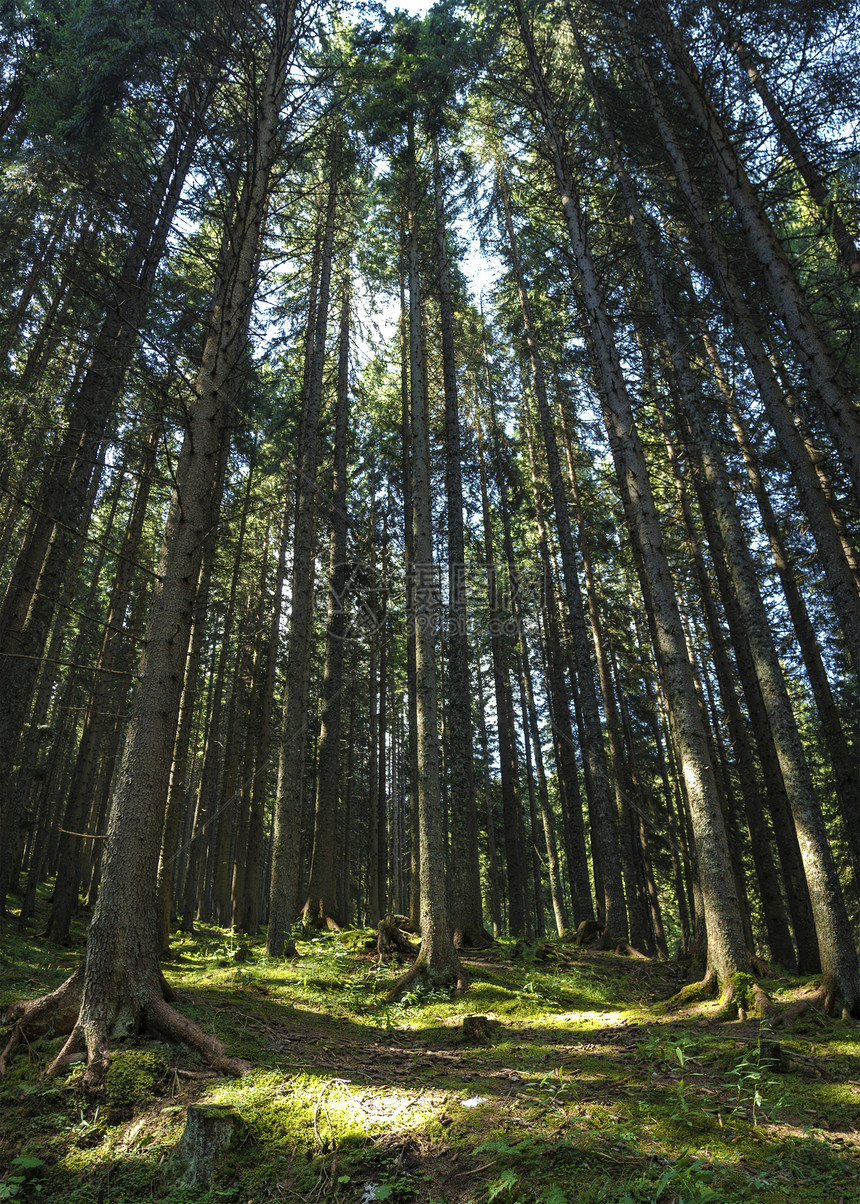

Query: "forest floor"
left=2, top=901, right=860, bottom=1203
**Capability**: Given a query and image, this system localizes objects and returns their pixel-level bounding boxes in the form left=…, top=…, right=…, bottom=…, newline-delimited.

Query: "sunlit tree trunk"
left=391, top=111, right=463, bottom=993
left=710, top=2, right=860, bottom=281
left=268, top=127, right=342, bottom=957
left=515, top=0, right=748, bottom=993
left=647, top=0, right=860, bottom=505
left=430, top=123, right=484, bottom=947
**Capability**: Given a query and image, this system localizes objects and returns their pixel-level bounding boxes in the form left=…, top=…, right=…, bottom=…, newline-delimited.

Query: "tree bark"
left=515, top=0, right=748, bottom=992
left=267, top=126, right=342, bottom=957
left=303, top=278, right=351, bottom=928
left=391, top=112, right=463, bottom=995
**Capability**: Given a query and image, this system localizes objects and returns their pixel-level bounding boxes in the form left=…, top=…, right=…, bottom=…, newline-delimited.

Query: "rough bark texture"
left=303, top=280, right=351, bottom=928
left=390, top=114, right=463, bottom=996
left=430, top=124, right=484, bottom=947
left=499, top=163, right=624, bottom=938
left=1, top=0, right=297, bottom=1082
left=517, top=0, right=748, bottom=990
left=268, top=127, right=341, bottom=957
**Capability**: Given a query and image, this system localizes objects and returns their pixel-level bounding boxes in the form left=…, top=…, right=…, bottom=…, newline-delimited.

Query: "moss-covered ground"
left=2, top=899, right=859, bottom=1203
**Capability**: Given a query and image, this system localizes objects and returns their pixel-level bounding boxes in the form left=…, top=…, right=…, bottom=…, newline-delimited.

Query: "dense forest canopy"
left=1, top=0, right=860, bottom=1090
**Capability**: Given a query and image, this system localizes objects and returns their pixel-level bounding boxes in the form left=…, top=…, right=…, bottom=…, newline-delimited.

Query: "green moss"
left=104, top=1050, right=167, bottom=1107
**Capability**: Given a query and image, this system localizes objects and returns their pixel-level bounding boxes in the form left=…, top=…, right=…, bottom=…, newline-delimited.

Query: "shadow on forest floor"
left=2, top=896, right=859, bottom=1203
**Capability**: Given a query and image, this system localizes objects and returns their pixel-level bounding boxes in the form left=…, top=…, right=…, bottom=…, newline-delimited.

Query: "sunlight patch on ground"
left=554, top=1010, right=629, bottom=1027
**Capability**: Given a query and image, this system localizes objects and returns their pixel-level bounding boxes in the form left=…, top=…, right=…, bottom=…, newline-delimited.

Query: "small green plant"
left=727, top=1031, right=789, bottom=1126
left=0, top=1157, right=44, bottom=1200
left=369, top=1172, right=418, bottom=1200
left=473, top=1137, right=541, bottom=1159
left=620, top=1158, right=720, bottom=1203
left=487, top=1169, right=519, bottom=1201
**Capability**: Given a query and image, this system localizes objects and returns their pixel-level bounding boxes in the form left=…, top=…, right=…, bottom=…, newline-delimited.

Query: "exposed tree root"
left=386, top=952, right=468, bottom=1002
left=1, top=966, right=250, bottom=1088
left=0, top=966, right=84, bottom=1074
left=614, top=942, right=650, bottom=960
left=666, top=970, right=775, bottom=1022
left=146, top=996, right=251, bottom=1078
left=301, top=910, right=343, bottom=934
left=665, top=970, right=718, bottom=1011
left=771, top=980, right=860, bottom=1027
left=376, top=919, right=418, bottom=966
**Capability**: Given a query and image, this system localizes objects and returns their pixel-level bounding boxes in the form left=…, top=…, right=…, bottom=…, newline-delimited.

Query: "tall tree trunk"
left=267, top=127, right=342, bottom=957
left=646, top=0, right=860, bottom=506
left=8, top=1, right=299, bottom=1086
left=303, top=278, right=351, bottom=928
left=514, top=0, right=748, bottom=994
left=430, top=123, right=484, bottom=947
left=391, top=112, right=463, bottom=994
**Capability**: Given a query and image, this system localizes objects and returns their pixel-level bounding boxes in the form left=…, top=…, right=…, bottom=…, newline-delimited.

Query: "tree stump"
left=376, top=919, right=418, bottom=965
left=574, top=919, right=605, bottom=947
left=165, top=1104, right=240, bottom=1190
left=760, top=1040, right=794, bottom=1073
left=461, top=1014, right=493, bottom=1046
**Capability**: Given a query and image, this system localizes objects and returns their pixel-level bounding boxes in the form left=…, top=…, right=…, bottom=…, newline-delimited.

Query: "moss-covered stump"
left=165, top=1104, right=241, bottom=1190
left=461, top=1014, right=493, bottom=1046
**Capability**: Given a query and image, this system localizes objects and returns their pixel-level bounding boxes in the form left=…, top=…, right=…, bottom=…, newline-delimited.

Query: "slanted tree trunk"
left=710, top=2, right=860, bottom=280
left=647, top=0, right=860, bottom=506
left=677, top=382, right=860, bottom=1009
left=0, top=80, right=214, bottom=892
left=515, top=0, right=748, bottom=997
left=707, top=338, right=860, bottom=888
left=0, top=0, right=298, bottom=1086
left=652, top=393, right=796, bottom=968
left=626, top=28, right=860, bottom=687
